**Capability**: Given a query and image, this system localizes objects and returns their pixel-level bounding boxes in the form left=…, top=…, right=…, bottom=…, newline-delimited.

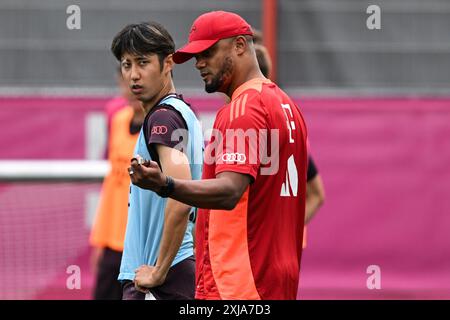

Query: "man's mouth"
left=200, top=72, right=209, bottom=80
left=131, top=85, right=143, bottom=94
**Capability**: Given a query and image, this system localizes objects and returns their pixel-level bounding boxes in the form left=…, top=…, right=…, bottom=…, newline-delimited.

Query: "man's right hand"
left=128, top=156, right=166, bottom=192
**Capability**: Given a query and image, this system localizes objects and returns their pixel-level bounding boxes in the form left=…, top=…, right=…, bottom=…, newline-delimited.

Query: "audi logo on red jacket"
left=221, top=153, right=246, bottom=163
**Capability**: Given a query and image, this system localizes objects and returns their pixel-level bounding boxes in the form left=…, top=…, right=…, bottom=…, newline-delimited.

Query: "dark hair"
left=255, top=44, right=270, bottom=78
left=252, top=28, right=263, bottom=45
left=111, top=22, right=175, bottom=71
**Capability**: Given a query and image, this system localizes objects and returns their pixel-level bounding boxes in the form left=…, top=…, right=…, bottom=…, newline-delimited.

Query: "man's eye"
left=139, top=60, right=148, bottom=66
left=195, top=52, right=209, bottom=62
left=122, top=62, right=131, bottom=68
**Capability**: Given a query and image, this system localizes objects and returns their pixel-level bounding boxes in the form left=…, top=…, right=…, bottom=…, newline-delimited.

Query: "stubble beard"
left=205, top=57, right=233, bottom=93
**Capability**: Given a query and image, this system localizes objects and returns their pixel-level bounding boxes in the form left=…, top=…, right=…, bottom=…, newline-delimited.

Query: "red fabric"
left=173, top=11, right=253, bottom=64
left=195, top=79, right=307, bottom=299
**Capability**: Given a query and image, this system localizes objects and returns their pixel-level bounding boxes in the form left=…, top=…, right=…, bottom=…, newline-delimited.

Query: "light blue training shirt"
left=118, top=94, right=204, bottom=281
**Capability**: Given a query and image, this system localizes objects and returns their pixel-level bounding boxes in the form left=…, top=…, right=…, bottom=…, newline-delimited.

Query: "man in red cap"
left=128, top=11, right=308, bottom=300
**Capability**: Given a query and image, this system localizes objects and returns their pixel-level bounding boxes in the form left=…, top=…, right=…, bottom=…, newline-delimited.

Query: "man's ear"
left=164, top=54, right=175, bottom=74
left=234, top=36, right=248, bottom=55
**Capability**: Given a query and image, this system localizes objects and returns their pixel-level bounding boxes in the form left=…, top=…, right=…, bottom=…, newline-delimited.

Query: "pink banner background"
left=0, top=96, right=449, bottom=299
left=297, top=98, right=450, bottom=299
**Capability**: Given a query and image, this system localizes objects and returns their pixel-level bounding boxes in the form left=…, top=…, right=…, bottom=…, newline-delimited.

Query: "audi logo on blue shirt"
left=151, top=126, right=168, bottom=135
left=221, top=153, right=246, bottom=163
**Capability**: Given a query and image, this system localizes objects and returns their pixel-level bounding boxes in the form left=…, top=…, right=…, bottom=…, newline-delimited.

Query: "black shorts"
left=122, top=256, right=195, bottom=300
left=93, top=247, right=123, bottom=300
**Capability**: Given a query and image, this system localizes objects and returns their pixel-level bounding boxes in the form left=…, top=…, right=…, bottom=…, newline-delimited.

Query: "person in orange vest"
left=89, top=72, right=145, bottom=300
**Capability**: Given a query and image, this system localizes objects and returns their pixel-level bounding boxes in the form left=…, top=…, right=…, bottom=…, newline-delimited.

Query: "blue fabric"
left=119, top=95, right=204, bottom=281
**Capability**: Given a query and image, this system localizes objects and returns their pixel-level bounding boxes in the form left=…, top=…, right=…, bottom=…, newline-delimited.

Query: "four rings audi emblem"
left=151, top=126, right=168, bottom=135
left=221, top=153, right=246, bottom=163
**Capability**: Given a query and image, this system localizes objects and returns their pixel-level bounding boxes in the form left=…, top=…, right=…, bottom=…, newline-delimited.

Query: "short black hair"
left=252, top=29, right=263, bottom=45
left=255, top=44, right=270, bottom=78
left=111, top=22, right=175, bottom=71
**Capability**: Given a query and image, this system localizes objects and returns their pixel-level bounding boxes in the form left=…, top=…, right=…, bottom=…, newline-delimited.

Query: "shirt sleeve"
left=214, top=93, right=268, bottom=180
left=307, top=155, right=318, bottom=182
left=144, top=106, right=188, bottom=164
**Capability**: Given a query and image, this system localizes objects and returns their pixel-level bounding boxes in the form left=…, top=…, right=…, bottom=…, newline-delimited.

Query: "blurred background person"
left=89, top=70, right=144, bottom=300
left=103, top=68, right=139, bottom=157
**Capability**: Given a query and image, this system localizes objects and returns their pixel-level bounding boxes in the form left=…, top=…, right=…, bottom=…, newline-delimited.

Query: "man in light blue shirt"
left=111, top=21, right=203, bottom=300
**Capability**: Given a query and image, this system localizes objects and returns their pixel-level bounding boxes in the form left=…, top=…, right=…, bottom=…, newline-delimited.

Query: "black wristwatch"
left=159, top=175, right=175, bottom=198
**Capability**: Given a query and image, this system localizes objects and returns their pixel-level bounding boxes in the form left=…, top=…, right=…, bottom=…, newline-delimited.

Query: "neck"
left=225, top=61, right=264, bottom=98
left=128, top=99, right=145, bottom=123
left=142, top=79, right=176, bottom=114
left=131, top=105, right=145, bottom=124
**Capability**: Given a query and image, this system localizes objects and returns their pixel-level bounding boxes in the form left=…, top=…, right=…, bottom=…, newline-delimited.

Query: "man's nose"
left=130, top=64, right=140, bottom=81
left=195, top=57, right=206, bottom=70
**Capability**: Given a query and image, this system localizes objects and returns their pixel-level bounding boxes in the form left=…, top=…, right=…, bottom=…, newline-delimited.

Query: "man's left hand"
left=134, top=265, right=167, bottom=292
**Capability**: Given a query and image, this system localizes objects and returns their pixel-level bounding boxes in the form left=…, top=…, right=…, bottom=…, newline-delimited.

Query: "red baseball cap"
left=173, top=11, right=254, bottom=64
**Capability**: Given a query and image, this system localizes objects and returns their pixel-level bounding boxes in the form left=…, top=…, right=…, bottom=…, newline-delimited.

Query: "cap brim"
left=173, top=39, right=219, bottom=64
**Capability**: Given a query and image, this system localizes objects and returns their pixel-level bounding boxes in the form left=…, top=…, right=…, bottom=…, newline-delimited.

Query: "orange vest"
left=90, top=106, right=139, bottom=251
left=302, top=227, right=307, bottom=249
